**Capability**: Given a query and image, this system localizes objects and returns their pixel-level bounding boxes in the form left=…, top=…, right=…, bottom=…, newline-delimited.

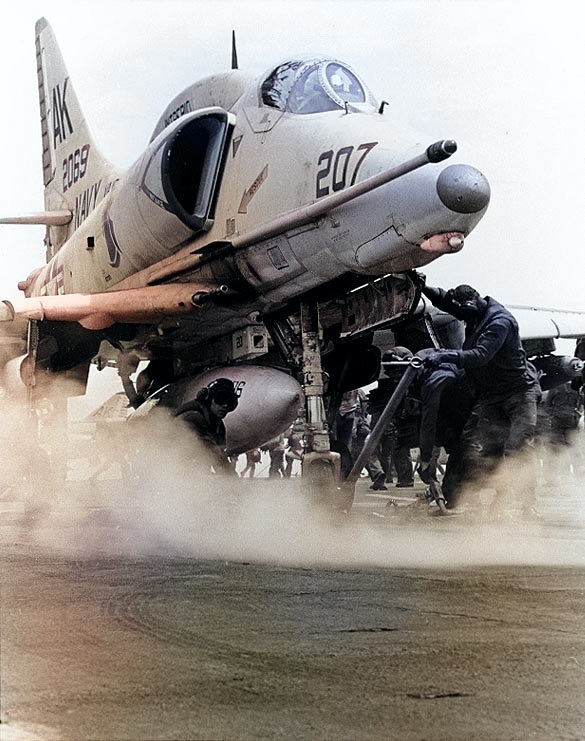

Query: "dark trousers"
left=419, top=367, right=461, bottom=463
left=442, top=386, right=539, bottom=507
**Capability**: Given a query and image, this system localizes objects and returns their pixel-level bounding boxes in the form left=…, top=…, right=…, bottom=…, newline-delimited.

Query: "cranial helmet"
left=203, top=377, right=239, bottom=411
left=448, top=284, right=480, bottom=304
left=447, top=284, right=486, bottom=320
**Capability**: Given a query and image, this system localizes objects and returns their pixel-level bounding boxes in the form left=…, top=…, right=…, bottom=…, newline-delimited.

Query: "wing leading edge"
left=509, top=306, right=585, bottom=341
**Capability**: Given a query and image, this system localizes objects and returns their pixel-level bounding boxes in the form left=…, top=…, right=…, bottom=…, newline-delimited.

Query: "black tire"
left=303, top=458, right=353, bottom=512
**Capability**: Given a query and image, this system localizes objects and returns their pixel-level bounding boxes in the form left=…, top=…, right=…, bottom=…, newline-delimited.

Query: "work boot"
left=417, top=462, right=434, bottom=485
left=369, top=472, right=388, bottom=491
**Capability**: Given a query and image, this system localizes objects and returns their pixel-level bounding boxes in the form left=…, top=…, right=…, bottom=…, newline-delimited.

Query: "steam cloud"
left=1, top=383, right=585, bottom=569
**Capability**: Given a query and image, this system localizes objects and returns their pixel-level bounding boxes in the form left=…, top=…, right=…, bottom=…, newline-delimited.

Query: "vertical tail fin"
left=35, top=18, right=118, bottom=253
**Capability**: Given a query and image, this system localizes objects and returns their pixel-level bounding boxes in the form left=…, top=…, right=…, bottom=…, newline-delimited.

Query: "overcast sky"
left=1, top=0, right=584, bottom=310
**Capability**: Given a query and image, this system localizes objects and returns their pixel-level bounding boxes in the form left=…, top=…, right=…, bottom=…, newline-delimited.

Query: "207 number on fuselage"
left=316, top=142, right=377, bottom=198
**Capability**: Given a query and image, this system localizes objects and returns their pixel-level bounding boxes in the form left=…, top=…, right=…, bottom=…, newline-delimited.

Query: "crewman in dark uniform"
left=175, top=378, right=239, bottom=476
left=414, top=348, right=473, bottom=485
left=416, top=280, right=540, bottom=509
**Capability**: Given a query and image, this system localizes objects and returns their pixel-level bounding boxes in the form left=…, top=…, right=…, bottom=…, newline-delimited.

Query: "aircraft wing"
left=509, top=305, right=585, bottom=341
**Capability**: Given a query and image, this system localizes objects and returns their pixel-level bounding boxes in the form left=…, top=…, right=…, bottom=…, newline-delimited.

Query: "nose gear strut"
left=298, top=300, right=343, bottom=507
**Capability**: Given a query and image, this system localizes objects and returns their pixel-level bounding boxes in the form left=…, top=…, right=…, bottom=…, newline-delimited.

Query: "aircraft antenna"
left=231, top=31, right=238, bottom=70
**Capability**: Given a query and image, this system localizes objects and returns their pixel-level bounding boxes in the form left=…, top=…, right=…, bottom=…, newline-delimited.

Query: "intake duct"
left=104, top=108, right=234, bottom=271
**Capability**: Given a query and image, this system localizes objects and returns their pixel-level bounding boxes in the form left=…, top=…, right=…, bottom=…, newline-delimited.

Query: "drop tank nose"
left=436, top=164, right=491, bottom=214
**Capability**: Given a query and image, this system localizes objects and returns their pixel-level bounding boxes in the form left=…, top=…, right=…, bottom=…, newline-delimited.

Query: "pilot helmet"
left=204, top=377, right=239, bottom=411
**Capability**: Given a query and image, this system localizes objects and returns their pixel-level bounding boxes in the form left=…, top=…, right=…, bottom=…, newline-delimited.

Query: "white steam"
left=2, top=390, right=585, bottom=569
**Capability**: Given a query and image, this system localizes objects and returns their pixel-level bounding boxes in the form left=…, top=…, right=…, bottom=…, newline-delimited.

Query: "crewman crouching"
left=175, top=378, right=239, bottom=476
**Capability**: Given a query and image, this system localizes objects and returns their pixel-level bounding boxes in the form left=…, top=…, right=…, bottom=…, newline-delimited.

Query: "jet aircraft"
left=0, top=19, right=580, bottom=506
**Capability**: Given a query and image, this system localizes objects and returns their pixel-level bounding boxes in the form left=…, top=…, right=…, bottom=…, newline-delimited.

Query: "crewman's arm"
left=458, top=318, right=510, bottom=368
left=421, top=285, right=469, bottom=321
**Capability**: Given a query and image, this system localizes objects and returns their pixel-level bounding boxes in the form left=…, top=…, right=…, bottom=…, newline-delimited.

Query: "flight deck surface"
left=1, top=475, right=584, bottom=740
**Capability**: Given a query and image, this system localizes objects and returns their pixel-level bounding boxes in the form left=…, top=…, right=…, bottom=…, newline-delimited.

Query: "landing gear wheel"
left=304, top=458, right=335, bottom=505
left=302, top=452, right=351, bottom=512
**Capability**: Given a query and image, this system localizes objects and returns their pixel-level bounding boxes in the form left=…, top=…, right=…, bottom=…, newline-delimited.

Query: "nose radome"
left=436, top=164, right=490, bottom=214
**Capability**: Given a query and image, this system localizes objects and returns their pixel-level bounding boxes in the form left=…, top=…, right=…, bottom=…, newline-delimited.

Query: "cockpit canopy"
left=261, top=58, right=377, bottom=114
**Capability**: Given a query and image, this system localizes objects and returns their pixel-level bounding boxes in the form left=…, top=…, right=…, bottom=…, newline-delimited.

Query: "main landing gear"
left=267, top=300, right=348, bottom=510
left=297, top=301, right=347, bottom=509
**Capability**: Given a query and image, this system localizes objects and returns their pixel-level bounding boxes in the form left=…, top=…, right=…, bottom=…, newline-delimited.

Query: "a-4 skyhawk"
left=0, top=17, right=520, bottom=504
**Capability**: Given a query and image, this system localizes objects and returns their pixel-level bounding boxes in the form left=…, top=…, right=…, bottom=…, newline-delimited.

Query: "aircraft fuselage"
left=23, top=60, right=489, bottom=319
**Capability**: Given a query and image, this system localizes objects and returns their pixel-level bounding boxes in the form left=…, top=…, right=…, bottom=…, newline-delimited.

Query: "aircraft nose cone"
left=436, top=164, right=490, bottom=214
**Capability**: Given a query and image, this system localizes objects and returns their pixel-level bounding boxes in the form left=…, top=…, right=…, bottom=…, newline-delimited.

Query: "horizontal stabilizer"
left=0, top=211, right=72, bottom=226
